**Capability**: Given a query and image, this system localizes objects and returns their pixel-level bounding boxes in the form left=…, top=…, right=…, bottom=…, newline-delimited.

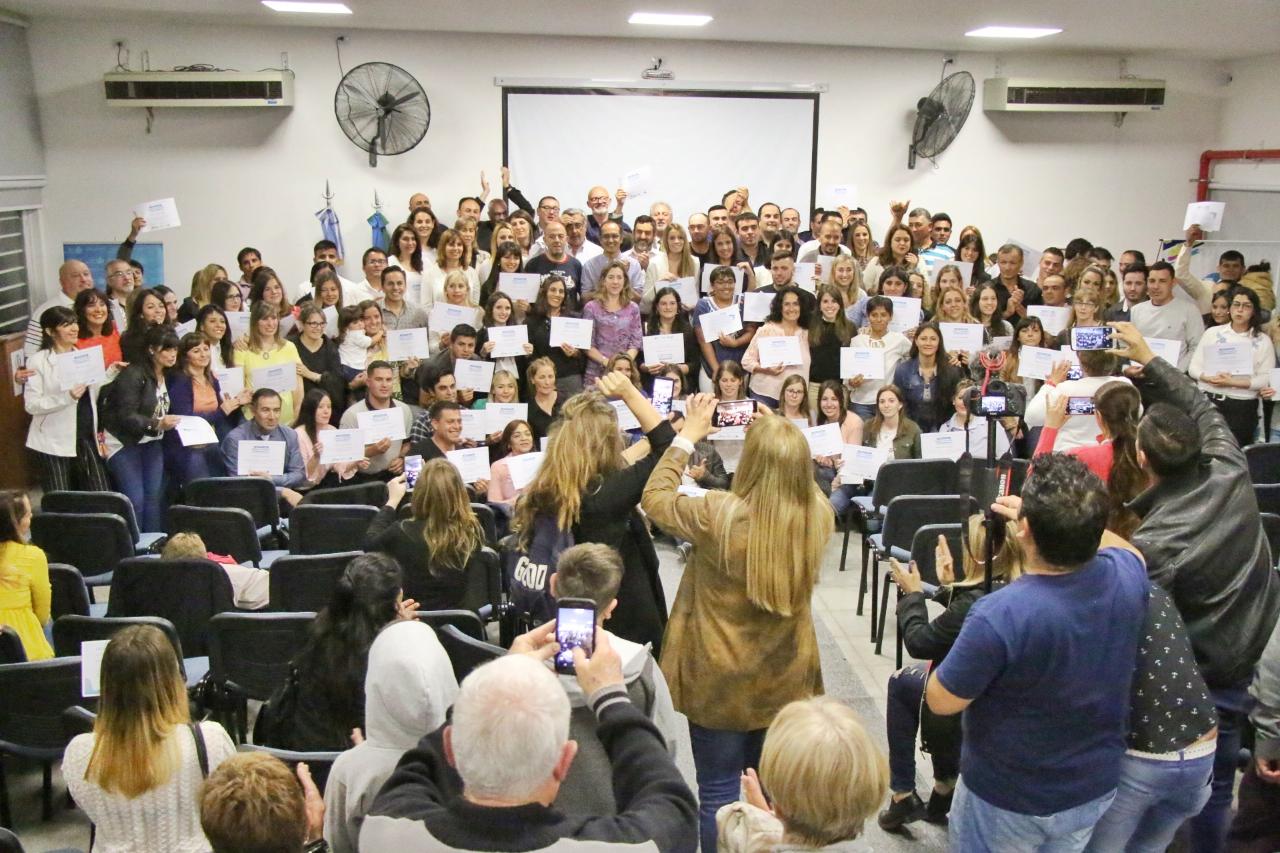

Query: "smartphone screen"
left=1066, top=396, right=1096, bottom=415
left=1066, top=363, right=1083, bottom=381
left=554, top=598, right=597, bottom=674
left=651, top=377, right=676, bottom=417
left=404, top=454, right=423, bottom=489
left=1071, top=326, right=1114, bottom=351
left=713, top=399, right=757, bottom=428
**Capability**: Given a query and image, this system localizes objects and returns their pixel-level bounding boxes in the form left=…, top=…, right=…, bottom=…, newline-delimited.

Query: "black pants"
left=1208, top=394, right=1259, bottom=448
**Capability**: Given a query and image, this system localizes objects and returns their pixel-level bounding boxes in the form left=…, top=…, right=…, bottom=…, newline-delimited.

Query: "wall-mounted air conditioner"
left=104, top=70, right=295, bottom=108
left=983, top=78, right=1165, bottom=112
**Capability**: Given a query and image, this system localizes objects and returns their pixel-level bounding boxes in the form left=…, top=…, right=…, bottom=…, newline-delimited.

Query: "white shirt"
left=797, top=241, right=851, bottom=261
left=1189, top=325, right=1276, bottom=400
left=1024, top=375, right=1135, bottom=451
left=295, top=273, right=361, bottom=303
left=1130, top=298, right=1204, bottom=370
left=848, top=331, right=912, bottom=405
left=568, top=240, right=604, bottom=263
left=420, top=265, right=481, bottom=307
left=581, top=254, right=645, bottom=299
left=343, top=278, right=383, bottom=306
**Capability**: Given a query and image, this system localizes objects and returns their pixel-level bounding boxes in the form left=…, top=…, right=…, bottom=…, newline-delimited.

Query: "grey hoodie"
left=324, top=620, right=459, bottom=853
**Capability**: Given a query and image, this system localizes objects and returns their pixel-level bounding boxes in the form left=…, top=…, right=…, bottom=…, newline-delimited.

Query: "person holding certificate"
left=642, top=222, right=701, bottom=313
left=807, top=285, right=855, bottom=411
left=694, top=267, right=757, bottom=393
left=742, top=287, right=811, bottom=408
left=165, top=333, right=250, bottom=487
left=74, top=289, right=123, bottom=368
left=219, top=388, right=308, bottom=504
left=24, top=306, right=112, bottom=493
left=486, top=419, right=537, bottom=509
left=638, top=286, right=699, bottom=394
left=408, top=401, right=489, bottom=501
left=891, top=322, right=963, bottom=434
left=1188, top=286, right=1277, bottom=446
left=813, top=380, right=865, bottom=515
left=583, top=261, right=643, bottom=387
left=476, top=291, right=533, bottom=395
left=847, top=296, right=912, bottom=420
left=862, top=385, right=922, bottom=464
left=525, top=275, right=586, bottom=395
left=238, top=302, right=303, bottom=422
left=293, top=304, right=347, bottom=420
left=293, top=389, right=368, bottom=489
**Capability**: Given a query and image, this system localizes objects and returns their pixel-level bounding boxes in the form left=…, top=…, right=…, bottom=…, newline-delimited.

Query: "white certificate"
left=888, top=297, right=922, bottom=333
left=486, top=402, right=528, bottom=433
left=672, top=276, right=699, bottom=306
left=621, top=165, right=652, bottom=198
left=841, top=445, right=889, bottom=482
left=506, top=451, right=545, bottom=491
left=175, top=416, right=218, bottom=447
left=841, top=347, right=885, bottom=380
left=698, top=305, right=743, bottom=340
left=132, top=196, right=181, bottom=232
left=455, top=359, right=496, bottom=392
left=803, top=423, right=842, bottom=458
left=251, top=364, right=295, bottom=394
left=991, top=336, right=1013, bottom=352
left=709, top=425, right=745, bottom=441
left=933, top=260, right=974, bottom=286
left=236, top=440, right=286, bottom=476
left=921, top=432, right=965, bottom=461
left=610, top=399, right=641, bottom=431
left=429, top=303, right=475, bottom=337
left=828, top=183, right=857, bottom=208
left=549, top=316, right=593, bottom=349
left=1204, top=342, right=1253, bottom=375
left=278, top=313, right=296, bottom=338
left=643, top=333, right=685, bottom=365
left=488, top=324, right=529, bottom=358
left=214, top=366, right=245, bottom=397
left=498, top=272, right=541, bottom=303
left=386, top=327, right=430, bottom=362
left=1145, top=337, right=1183, bottom=366
left=1016, top=345, right=1059, bottom=380
left=1270, top=367, right=1280, bottom=389
left=446, top=447, right=490, bottom=484
left=701, top=265, right=745, bottom=294
left=757, top=335, right=804, bottom=368
left=54, top=346, right=105, bottom=390
left=319, top=428, right=365, bottom=464
left=226, top=311, right=251, bottom=340
left=80, top=639, right=109, bottom=698
left=1183, top=201, right=1226, bottom=232
left=794, top=262, right=822, bottom=292
left=323, top=305, right=339, bottom=338
left=1027, top=305, right=1070, bottom=336
left=356, top=408, right=407, bottom=443
left=459, top=410, right=489, bottom=442
left=741, top=292, right=772, bottom=323
left=1004, top=239, right=1042, bottom=278
left=174, top=319, right=197, bottom=337
left=940, top=323, right=985, bottom=353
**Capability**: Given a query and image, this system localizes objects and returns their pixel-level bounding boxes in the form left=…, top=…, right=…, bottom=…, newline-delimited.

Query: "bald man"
left=585, top=185, right=630, bottom=247
left=24, top=260, right=95, bottom=356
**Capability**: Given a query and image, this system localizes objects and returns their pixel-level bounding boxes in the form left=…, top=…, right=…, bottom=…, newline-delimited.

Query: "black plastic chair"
left=1256, top=484, right=1280, bottom=517
left=208, top=612, right=315, bottom=742
left=61, top=705, right=97, bottom=740
left=437, top=624, right=504, bottom=682
left=40, top=489, right=164, bottom=551
left=30, top=512, right=134, bottom=602
left=1245, top=443, right=1280, bottom=485
left=471, top=503, right=497, bottom=546
left=52, top=615, right=188, bottom=677
left=48, top=564, right=91, bottom=620
left=106, top=558, right=235, bottom=658
left=299, top=481, right=389, bottom=507
left=0, top=657, right=82, bottom=824
left=882, top=523, right=965, bottom=669
left=268, top=552, right=360, bottom=613
left=287, top=504, right=378, bottom=555
left=871, top=495, right=971, bottom=657
left=168, top=505, right=275, bottom=566
left=0, top=827, right=25, bottom=852
left=183, top=476, right=285, bottom=544
left=1261, top=513, right=1280, bottom=569
left=416, top=609, right=486, bottom=641
left=461, top=547, right=504, bottom=619
left=236, top=743, right=341, bottom=795
left=0, top=629, right=25, bottom=666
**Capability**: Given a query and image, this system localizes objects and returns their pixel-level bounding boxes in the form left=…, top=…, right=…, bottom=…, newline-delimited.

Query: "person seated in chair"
left=220, top=388, right=308, bottom=507
left=162, top=531, right=269, bottom=611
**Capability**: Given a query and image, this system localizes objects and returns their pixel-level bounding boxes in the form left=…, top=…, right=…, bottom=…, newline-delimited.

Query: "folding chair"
left=416, top=609, right=486, bottom=641
left=268, top=552, right=360, bottom=612
left=436, top=624, right=504, bottom=682
left=107, top=558, right=235, bottom=662
left=30, top=512, right=134, bottom=603
left=52, top=614, right=192, bottom=680
left=882, top=523, right=965, bottom=669
left=1245, top=443, right=1280, bottom=485
left=1261, top=513, right=1280, bottom=569
left=1256, top=484, right=1280, bottom=517
left=460, top=547, right=504, bottom=623
left=48, top=564, right=90, bottom=620
left=471, top=503, right=498, bottom=546
left=167, top=505, right=288, bottom=566
left=0, top=629, right=25, bottom=665
left=287, top=504, right=378, bottom=555
left=183, top=477, right=286, bottom=547
left=207, top=612, right=315, bottom=742
left=0, top=657, right=82, bottom=824
left=298, top=481, right=389, bottom=507
left=236, top=743, right=341, bottom=795
left=41, top=490, right=165, bottom=551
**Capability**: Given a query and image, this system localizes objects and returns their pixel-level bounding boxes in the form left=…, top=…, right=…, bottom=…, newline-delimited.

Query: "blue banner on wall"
left=63, top=243, right=165, bottom=287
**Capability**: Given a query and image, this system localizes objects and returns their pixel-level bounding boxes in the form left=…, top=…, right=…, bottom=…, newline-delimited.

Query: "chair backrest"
left=460, top=547, right=503, bottom=615
left=437, top=624, right=504, bottom=682
left=471, top=503, right=497, bottom=546
left=1256, top=484, right=1280, bottom=517
left=52, top=615, right=187, bottom=673
left=0, top=827, right=26, bottom=853
left=869, top=459, right=958, bottom=513
left=909, top=523, right=964, bottom=587
left=30, top=512, right=134, bottom=574
left=268, top=552, right=360, bottom=612
left=41, top=490, right=142, bottom=541
left=0, top=657, right=84, bottom=752
left=881, top=495, right=971, bottom=554
left=287, top=505, right=379, bottom=555
left=106, top=558, right=235, bottom=656
left=1261, top=512, right=1280, bottom=569
left=416, top=609, right=486, bottom=641
left=208, top=612, right=316, bottom=701
left=61, top=705, right=97, bottom=740
left=236, top=743, right=342, bottom=794
left=168, top=505, right=263, bottom=565
left=0, top=627, right=26, bottom=665
left=184, top=477, right=281, bottom=531
left=1245, top=443, right=1280, bottom=485
left=48, top=564, right=91, bottom=620
left=299, top=481, right=389, bottom=507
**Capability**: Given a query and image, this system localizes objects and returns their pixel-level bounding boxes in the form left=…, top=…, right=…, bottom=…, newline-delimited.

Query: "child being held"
left=337, top=305, right=373, bottom=381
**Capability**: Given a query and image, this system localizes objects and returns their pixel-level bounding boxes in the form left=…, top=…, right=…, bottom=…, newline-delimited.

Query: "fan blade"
left=385, top=91, right=420, bottom=110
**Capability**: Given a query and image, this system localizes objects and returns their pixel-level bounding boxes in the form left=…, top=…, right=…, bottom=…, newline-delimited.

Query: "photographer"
left=1024, top=348, right=1133, bottom=451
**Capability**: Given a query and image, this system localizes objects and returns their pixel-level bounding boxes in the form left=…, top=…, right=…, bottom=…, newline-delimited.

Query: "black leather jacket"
left=1128, top=357, right=1280, bottom=689
left=101, top=363, right=167, bottom=444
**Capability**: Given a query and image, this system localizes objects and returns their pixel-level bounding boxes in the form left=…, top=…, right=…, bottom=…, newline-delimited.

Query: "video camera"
left=964, top=379, right=1027, bottom=419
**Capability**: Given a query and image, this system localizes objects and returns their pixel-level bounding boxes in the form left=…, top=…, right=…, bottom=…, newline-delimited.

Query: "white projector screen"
left=503, top=88, right=818, bottom=225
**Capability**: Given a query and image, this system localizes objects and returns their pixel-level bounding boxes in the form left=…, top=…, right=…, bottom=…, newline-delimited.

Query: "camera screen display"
left=713, top=399, right=757, bottom=428
left=980, top=396, right=1007, bottom=415
left=1071, top=326, right=1114, bottom=351
left=1066, top=396, right=1096, bottom=415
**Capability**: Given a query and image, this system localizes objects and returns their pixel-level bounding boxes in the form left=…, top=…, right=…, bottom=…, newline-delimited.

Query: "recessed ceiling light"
left=965, top=25, right=1062, bottom=39
left=628, top=11, right=713, bottom=27
left=262, top=1, right=352, bottom=13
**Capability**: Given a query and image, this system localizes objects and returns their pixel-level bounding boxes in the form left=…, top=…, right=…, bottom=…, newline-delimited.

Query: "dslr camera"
left=964, top=379, right=1027, bottom=419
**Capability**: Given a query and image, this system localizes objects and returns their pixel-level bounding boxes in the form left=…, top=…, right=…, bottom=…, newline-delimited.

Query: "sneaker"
left=924, top=788, right=953, bottom=824
left=877, top=792, right=925, bottom=831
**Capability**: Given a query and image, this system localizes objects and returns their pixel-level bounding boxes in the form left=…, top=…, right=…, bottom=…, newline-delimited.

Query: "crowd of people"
left=3, top=177, right=1280, bottom=852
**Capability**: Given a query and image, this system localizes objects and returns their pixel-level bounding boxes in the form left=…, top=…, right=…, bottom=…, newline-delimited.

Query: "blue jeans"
left=950, top=777, right=1115, bottom=852
left=108, top=440, right=166, bottom=533
left=829, top=483, right=858, bottom=516
left=1190, top=684, right=1249, bottom=853
left=1084, top=749, right=1213, bottom=852
left=851, top=402, right=876, bottom=420
left=688, top=722, right=765, bottom=853
left=886, top=662, right=959, bottom=794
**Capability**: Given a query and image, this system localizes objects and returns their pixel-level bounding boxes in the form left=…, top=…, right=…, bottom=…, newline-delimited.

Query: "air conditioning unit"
left=104, top=70, right=295, bottom=108
left=983, top=77, right=1165, bottom=112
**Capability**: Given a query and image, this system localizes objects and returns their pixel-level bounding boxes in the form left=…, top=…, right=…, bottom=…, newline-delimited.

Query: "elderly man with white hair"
left=359, top=627, right=697, bottom=852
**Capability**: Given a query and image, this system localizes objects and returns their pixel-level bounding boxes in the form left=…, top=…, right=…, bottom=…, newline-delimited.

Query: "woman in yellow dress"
left=237, top=301, right=303, bottom=422
left=0, top=490, right=53, bottom=660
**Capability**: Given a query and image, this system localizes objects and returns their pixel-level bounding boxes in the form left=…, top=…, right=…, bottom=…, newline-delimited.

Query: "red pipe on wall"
left=1197, top=148, right=1280, bottom=201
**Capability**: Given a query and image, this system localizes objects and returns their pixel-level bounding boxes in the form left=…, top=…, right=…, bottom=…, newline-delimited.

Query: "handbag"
left=254, top=664, right=302, bottom=748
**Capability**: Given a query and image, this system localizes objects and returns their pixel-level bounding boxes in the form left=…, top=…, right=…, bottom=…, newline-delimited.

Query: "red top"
left=77, top=332, right=123, bottom=367
left=1034, top=426, right=1115, bottom=483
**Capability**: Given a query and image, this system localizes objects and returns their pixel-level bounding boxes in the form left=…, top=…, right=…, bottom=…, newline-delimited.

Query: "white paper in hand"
left=319, top=429, right=365, bottom=464
left=446, top=447, right=490, bottom=483
left=488, top=325, right=529, bottom=358
left=1145, top=338, right=1182, bottom=366
left=356, top=408, right=408, bottom=443
left=1183, top=201, right=1226, bottom=232
left=459, top=410, right=489, bottom=442
left=1016, top=346, right=1058, bottom=380
left=386, top=328, right=430, bottom=362
left=486, top=402, right=529, bottom=433
left=81, top=640, right=109, bottom=698
left=1027, top=305, right=1070, bottom=336
left=698, top=305, right=743, bottom=340
left=921, top=432, right=964, bottom=461
left=54, top=346, right=106, bottom=390
left=498, top=273, right=541, bottom=303
left=757, top=335, right=804, bottom=367
left=672, top=276, right=699, bottom=306
left=841, top=347, right=885, bottom=380
left=643, top=333, right=685, bottom=365
left=236, top=440, right=286, bottom=476
left=549, top=316, right=593, bottom=349
left=741, top=292, right=772, bottom=323
left=251, top=364, right=295, bottom=394
left=940, top=323, right=984, bottom=353
left=803, top=423, right=842, bottom=457
left=888, top=297, right=922, bottom=333
left=455, top=359, right=496, bottom=392
left=610, top=399, right=641, bottom=431
left=841, top=445, right=889, bottom=481
left=506, top=451, right=544, bottom=491
left=175, top=416, right=218, bottom=447
left=1204, top=342, right=1253, bottom=375
left=132, top=197, right=181, bottom=232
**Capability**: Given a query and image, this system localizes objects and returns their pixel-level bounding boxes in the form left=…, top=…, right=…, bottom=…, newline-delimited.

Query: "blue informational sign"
left=63, top=243, right=165, bottom=287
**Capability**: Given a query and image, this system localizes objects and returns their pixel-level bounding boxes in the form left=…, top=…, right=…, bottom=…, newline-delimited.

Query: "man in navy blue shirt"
left=926, top=453, right=1149, bottom=852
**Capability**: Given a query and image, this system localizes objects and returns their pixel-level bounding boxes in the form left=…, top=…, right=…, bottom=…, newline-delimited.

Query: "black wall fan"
left=334, top=61, right=430, bottom=167
left=909, top=70, right=975, bottom=169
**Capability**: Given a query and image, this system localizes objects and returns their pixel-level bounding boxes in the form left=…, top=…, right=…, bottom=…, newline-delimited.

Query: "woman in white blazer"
left=24, top=305, right=113, bottom=492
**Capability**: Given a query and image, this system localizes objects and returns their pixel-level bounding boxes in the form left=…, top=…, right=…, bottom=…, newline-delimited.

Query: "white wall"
left=0, top=19, right=46, bottom=209
left=26, top=18, right=1228, bottom=300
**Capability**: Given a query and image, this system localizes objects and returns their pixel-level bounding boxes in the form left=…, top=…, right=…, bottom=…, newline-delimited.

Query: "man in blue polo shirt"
left=926, top=453, right=1149, bottom=852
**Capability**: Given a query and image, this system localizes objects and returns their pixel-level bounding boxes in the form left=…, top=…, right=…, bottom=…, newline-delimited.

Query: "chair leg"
left=856, top=538, right=869, bottom=615
left=0, top=757, right=10, bottom=828
left=41, top=760, right=52, bottom=821
left=896, top=613, right=905, bottom=669
left=875, top=573, right=893, bottom=656
left=838, top=526, right=850, bottom=572
left=869, top=554, right=879, bottom=642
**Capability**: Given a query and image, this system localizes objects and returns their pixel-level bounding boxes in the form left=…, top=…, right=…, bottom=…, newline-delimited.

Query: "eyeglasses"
left=303, top=320, right=325, bottom=327
left=108, top=271, right=132, bottom=280
left=538, top=204, right=560, bottom=211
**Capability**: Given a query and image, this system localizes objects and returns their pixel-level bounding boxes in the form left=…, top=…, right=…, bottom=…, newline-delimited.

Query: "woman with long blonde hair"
left=62, top=625, right=236, bottom=852
left=178, top=263, right=228, bottom=323
left=642, top=396, right=833, bottom=851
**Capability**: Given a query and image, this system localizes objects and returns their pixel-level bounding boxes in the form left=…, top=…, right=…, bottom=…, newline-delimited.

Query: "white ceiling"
left=4, top=0, right=1278, bottom=59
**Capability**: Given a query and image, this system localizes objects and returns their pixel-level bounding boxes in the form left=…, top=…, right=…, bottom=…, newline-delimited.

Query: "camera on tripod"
left=964, top=379, right=1027, bottom=419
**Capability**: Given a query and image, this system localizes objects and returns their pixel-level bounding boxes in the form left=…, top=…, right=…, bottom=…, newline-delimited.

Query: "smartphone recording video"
left=1066, top=396, right=1096, bottom=415
left=404, top=454, right=423, bottom=489
left=651, top=377, right=676, bottom=417
left=554, top=598, right=597, bottom=674
left=1071, top=326, right=1114, bottom=351
left=712, top=399, right=757, bottom=428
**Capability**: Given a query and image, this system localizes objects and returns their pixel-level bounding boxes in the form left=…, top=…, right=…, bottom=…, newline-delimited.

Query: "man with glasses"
left=581, top=220, right=644, bottom=301
left=585, top=185, right=631, bottom=247
left=557, top=209, right=603, bottom=264
left=104, top=258, right=135, bottom=330
left=343, top=248, right=388, bottom=305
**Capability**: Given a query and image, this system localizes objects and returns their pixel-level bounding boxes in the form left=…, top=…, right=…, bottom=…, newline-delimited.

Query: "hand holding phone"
left=651, top=376, right=676, bottom=417
left=554, top=598, right=597, bottom=674
left=1071, top=326, right=1114, bottom=351
left=404, top=454, right=423, bottom=489
left=1066, top=396, right=1096, bottom=415
left=712, top=399, right=757, bottom=428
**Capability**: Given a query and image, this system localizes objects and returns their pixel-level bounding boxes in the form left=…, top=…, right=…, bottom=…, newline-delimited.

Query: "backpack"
left=503, top=514, right=575, bottom=631
left=254, top=663, right=301, bottom=748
